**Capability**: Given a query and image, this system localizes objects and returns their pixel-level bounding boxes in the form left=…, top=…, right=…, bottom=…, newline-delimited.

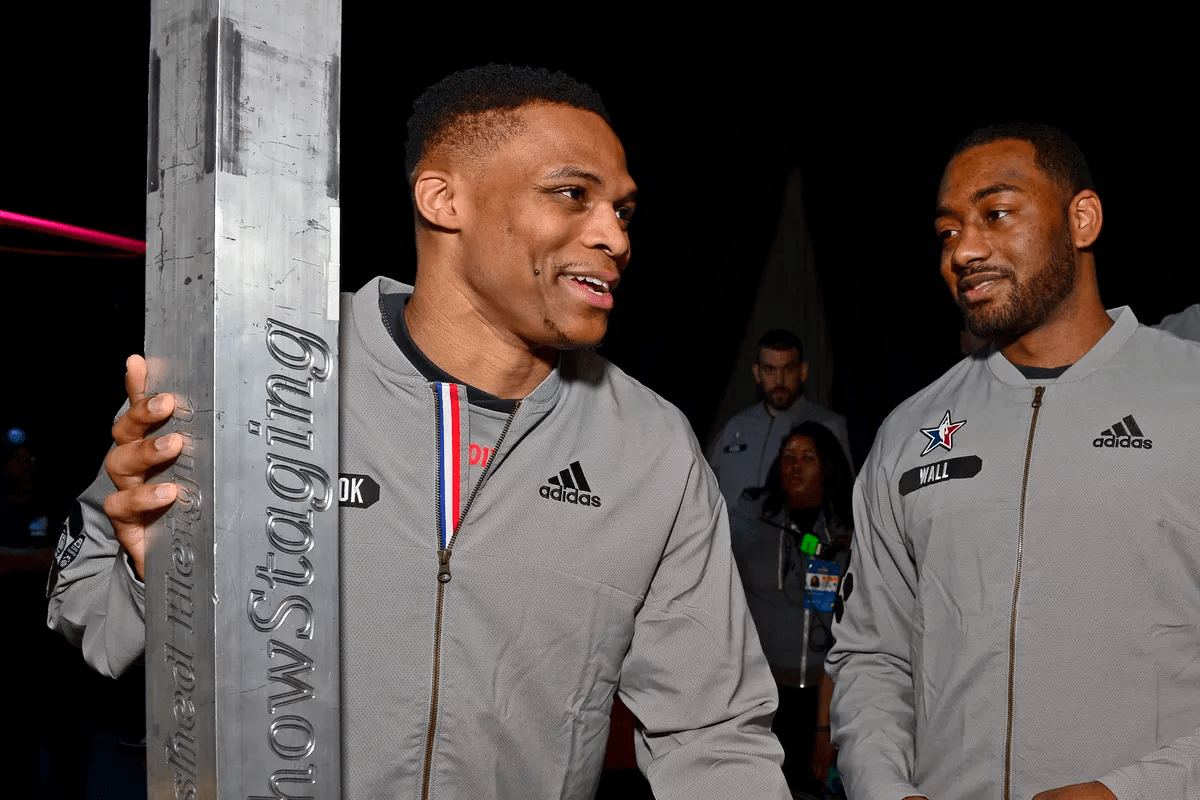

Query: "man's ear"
left=413, top=169, right=462, bottom=231
left=1069, top=189, right=1102, bottom=249
left=800, top=361, right=810, bottom=383
left=750, top=363, right=762, bottom=385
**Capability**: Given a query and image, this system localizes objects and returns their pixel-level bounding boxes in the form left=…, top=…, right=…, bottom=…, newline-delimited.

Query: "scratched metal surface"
left=143, top=2, right=341, bottom=797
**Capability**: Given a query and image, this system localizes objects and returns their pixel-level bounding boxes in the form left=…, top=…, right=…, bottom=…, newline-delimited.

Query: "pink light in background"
left=0, top=209, right=145, bottom=254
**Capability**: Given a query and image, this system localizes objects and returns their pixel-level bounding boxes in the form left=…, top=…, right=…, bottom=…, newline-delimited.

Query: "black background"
left=3, top=9, right=1196, bottom=511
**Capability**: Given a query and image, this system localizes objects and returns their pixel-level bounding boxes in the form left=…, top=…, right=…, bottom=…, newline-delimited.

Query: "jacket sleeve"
left=617, top=452, right=790, bottom=800
left=704, top=420, right=730, bottom=482
left=825, top=445, right=926, bottom=800
left=1099, top=735, right=1200, bottom=798
left=45, top=457, right=148, bottom=678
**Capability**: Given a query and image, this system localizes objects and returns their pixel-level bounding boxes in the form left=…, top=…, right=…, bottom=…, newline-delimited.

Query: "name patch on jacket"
left=898, top=455, right=982, bottom=496
left=46, top=501, right=86, bottom=598
left=338, top=473, right=380, bottom=508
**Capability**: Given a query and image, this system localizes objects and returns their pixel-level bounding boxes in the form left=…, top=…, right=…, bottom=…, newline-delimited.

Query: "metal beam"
left=144, top=2, right=341, bottom=796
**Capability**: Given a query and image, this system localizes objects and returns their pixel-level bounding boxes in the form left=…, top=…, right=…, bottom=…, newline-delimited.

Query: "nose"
left=948, top=221, right=991, bottom=274
left=582, top=206, right=631, bottom=266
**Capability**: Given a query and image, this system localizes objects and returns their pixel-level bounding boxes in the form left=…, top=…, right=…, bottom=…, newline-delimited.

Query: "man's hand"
left=1032, top=781, right=1116, bottom=800
left=101, top=355, right=183, bottom=580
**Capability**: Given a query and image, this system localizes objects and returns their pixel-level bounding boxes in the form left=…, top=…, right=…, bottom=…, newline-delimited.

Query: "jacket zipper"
left=1004, top=385, right=1045, bottom=800
left=759, top=407, right=778, bottom=482
left=420, top=397, right=521, bottom=800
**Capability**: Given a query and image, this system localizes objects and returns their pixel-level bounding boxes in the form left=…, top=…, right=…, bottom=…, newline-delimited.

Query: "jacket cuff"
left=1097, top=771, right=1140, bottom=800
left=868, top=781, right=926, bottom=800
left=121, top=551, right=147, bottom=613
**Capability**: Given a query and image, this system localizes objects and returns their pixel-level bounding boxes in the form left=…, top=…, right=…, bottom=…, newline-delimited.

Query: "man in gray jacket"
left=708, top=329, right=851, bottom=509
left=827, top=122, right=1200, bottom=800
left=47, top=65, right=789, bottom=799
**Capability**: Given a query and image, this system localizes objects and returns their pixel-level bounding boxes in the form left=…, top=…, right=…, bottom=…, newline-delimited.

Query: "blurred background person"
left=729, top=420, right=854, bottom=799
left=709, top=330, right=851, bottom=510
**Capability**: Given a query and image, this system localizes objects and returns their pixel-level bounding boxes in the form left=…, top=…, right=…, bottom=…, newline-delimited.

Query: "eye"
left=987, top=209, right=1010, bottom=222
left=616, top=204, right=636, bottom=223
left=937, top=228, right=958, bottom=245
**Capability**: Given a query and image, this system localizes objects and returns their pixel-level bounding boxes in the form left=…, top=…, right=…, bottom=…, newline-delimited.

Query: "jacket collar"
left=984, top=306, right=1139, bottom=387
left=352, top=275, right=565, bottom=415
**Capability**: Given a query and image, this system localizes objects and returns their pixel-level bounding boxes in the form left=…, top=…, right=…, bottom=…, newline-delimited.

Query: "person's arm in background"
left=812, top=670, right=835, bottom=785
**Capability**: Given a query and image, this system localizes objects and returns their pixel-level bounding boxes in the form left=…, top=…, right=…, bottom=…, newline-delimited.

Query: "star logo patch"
left=919, top=410, right=966, bottom=457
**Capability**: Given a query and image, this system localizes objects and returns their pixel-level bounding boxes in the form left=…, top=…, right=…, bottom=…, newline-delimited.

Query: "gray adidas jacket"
left=827, top=308, right=1200, bottom=800
left=47, top=276, right=789, bottom=800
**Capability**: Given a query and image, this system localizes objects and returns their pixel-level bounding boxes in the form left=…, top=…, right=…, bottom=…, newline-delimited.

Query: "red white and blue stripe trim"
left=434, top=382, right=462, bottom=549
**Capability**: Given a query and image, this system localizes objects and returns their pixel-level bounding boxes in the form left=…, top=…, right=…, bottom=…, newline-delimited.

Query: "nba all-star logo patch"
left=919, top=410, right=966, bottom=456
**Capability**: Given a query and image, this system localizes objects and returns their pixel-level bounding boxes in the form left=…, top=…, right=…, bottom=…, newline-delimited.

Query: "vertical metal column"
left=143, top=2, right=341, bottom=797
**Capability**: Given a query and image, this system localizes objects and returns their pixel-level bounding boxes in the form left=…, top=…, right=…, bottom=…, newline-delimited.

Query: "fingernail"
left=154, top=484, right=175, bottom=500
left=149, top=395, right=167, bottom=414
left=155, top=434, right=176, bottom=451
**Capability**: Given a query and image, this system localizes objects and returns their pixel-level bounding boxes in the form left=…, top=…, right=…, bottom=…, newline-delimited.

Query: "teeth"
left=573, top=276, right=610, bottom=292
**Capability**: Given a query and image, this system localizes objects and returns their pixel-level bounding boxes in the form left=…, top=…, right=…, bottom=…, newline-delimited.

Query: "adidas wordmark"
left=1092, top=414, right=1153, bottom=449
left=539, top=461, right=602, bottom=507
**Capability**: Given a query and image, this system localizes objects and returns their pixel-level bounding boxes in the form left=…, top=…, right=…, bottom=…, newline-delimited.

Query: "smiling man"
left=827, top=122, right=1200, bottom=800
left=47, top=65, right=789, bottom=799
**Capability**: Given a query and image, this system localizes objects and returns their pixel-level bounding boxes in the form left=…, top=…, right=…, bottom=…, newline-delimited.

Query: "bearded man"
left=827, top=122, right=1200, bottom=800
left=708, top=329, right=850, bottom=508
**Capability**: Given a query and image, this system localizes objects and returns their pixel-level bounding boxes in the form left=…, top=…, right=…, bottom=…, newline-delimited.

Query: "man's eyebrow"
left=971, top=183, right=1022, bottom=204
left=934, top=183, right=1023, bottom=219
left=544, top=165, right=603, bottom=184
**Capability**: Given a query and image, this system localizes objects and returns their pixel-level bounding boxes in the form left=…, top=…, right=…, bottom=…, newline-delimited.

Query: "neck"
left=998, top=269, right=1113, bottom=369
left=764, top=397, right=796, bottom=417
left=787, top=505, right=821, bottom=531
left=404, top=279, right=555, bottom=400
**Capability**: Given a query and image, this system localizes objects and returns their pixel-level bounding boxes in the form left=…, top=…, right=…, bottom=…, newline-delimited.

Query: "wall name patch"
left=898, top=455, right=982, bottom=496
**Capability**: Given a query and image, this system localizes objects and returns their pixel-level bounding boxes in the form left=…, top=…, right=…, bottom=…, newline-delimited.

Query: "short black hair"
left=756, top=329, right=804, bottom=363
left=404, top=63, right=611, bottom=183
left=950, top=122, right=1095, bottom=200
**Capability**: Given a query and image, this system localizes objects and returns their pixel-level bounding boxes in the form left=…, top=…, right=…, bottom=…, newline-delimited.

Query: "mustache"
left=956, top=264, right=1016, bottom=295
left=958, top=263, right=1015, bottom=279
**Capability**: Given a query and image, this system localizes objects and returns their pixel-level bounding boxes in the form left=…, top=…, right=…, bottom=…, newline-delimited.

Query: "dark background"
left=4, top=11, right=1197, bottom=491
left=0, top=7, right=1195, bottom=798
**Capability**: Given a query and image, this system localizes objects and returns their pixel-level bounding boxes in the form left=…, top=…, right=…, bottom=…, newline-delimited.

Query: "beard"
left=958, top=224, right=1077, bottom=341
left=763, top=384, right=801, bottom=411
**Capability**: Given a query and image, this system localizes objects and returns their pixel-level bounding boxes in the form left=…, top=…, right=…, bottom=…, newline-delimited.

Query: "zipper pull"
left=437, top=548, right=452, bottom=584
left=1032, top=386, right=1045, bottom=408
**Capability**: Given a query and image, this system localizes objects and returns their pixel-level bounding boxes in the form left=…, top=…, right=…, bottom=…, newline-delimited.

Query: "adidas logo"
left=1092, top=415, right=1153, bottom=449
left=539, top=461, right=602, bottom=507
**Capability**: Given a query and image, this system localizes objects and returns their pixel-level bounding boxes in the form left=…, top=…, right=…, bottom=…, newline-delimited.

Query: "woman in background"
left=729, top=420, right=854, bottom=798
